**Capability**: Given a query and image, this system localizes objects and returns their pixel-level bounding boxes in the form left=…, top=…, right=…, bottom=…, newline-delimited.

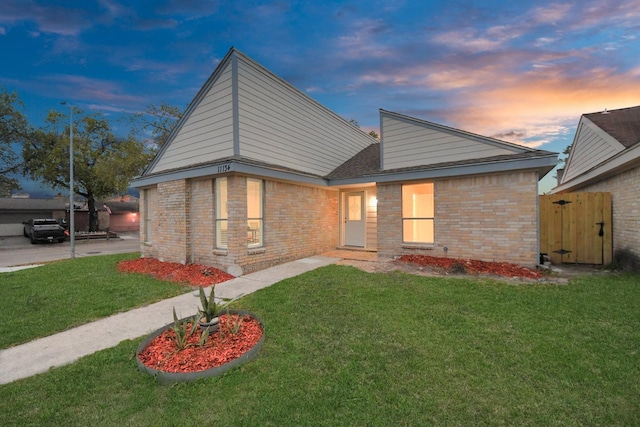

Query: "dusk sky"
left=2, top=0, right=640, bottom=194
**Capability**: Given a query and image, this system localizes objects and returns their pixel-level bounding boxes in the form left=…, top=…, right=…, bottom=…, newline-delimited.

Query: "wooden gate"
left=539, top=192, right=612, bottom=265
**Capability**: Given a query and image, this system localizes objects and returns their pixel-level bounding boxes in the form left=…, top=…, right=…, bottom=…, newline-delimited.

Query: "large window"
left=247, top=178, right=263, bottom=248
left=215, top=178, right=228, bottom=249
left=402, top=183, right=434, bottom=244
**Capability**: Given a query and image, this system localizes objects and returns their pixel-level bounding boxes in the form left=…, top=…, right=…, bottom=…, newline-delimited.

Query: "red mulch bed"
left=397, top=255, right=542, bottom=279
left=118, top=257, right=235, bottom=287
left=138, top=314, right=263, bottom=373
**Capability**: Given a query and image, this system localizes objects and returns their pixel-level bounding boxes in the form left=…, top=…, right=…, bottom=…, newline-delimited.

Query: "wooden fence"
left=539, top=192, right=612, bottom=265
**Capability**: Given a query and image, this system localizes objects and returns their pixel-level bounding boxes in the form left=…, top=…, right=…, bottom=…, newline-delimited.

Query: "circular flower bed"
left=137, top=309, right=264, bottom=384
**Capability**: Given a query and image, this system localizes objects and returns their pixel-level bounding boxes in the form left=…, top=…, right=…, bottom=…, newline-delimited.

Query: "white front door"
left=345, top=192, right=365, bottom=247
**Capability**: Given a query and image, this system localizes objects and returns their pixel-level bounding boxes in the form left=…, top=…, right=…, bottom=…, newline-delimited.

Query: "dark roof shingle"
left=585, top=105, right=640, bottom=148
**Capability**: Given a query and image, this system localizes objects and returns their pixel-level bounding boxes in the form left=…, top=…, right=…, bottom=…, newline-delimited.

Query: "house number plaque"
left=217, top=163, right=231, bottom=173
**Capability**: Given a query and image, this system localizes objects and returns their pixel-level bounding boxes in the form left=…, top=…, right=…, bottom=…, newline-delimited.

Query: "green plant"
left=198, top=286, right=219, bottom=322
left=170, top=308, right=208, bottom=350
left=227, top=312, right=244, bottom=334
left=197, top=286, right=244, bottom=323
left=170, top=308, right=198, bottom=350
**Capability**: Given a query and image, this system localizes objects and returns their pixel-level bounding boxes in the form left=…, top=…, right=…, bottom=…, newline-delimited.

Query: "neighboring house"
left=101, top=199, right=140, bottom=232
left=553, top=105, right=640, bottom=260
left=132, top=48, right=557, bottom=275
left=0, top=197, right=66, bottom=236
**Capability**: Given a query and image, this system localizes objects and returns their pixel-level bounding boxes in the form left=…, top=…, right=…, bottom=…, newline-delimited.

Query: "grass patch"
left=1, top=265, right=638, bottom=425
left=0, top=253, right=191, bottom=349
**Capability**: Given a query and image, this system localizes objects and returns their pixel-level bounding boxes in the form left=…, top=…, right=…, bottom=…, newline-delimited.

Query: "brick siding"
left=568, top=165, right=640, bottom=258
left=141, top=175, right=338, bottom=275
left=377, top=171, right=540, bottom=267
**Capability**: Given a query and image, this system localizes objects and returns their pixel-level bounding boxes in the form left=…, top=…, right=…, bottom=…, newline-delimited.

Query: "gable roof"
left=379, top=110, right=532, bottom=171
left=138, top=47, right=376, bottom=182
left=327, top=110, right=557, bottom=185
left=132, top=49, right=557, bottom=190
left=554, top=105, right=640, bottom=192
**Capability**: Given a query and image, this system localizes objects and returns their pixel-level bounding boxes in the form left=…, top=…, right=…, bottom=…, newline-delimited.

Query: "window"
left=247, top=178, right=263, bottom=248
left=402, top=183, right=434, bottom=244
left=215, top=178, right=228, bottom=248
left=143, top=188, right=152, bottom=243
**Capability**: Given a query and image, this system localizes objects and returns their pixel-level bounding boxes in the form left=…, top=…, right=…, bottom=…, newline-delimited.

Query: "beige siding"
left=236, top=56, right=372, bottom=176
left=562, top=119, right=624, bottom=183
left=150, top=64, right=235, bottom=174
left=382, top=114, right=518, bottom=170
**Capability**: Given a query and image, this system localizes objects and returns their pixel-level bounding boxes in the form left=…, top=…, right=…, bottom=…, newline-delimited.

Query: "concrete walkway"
left=0, top=255, right=340, bottom=385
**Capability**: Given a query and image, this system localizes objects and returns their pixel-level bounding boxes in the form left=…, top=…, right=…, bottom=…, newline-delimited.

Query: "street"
left=0, top=232, right=141, bottom=267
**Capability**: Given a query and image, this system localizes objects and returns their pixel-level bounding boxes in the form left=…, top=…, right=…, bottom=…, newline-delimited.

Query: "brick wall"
left=233, top=179, right=338, bottom=274
left=190, top=179, right=214, bottom=265
left=142, top=175, right=338, bottom=275
left=377, top=171, right=540, bottom=267
left=569, top=165, right=640, bottom=258
left=154, top=179, right=190, bottom=264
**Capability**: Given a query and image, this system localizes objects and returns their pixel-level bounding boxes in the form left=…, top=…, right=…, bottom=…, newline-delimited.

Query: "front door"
left=345, top=192, right=365, bottom=247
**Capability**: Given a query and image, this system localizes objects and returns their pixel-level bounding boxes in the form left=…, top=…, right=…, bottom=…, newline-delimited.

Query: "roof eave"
left=328, top=153, right=558, bottom=186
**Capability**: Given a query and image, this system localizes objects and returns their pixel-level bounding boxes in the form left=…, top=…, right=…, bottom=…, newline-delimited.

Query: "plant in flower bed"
left=117, top=257, right=235, bottom=286
left=397, top=254, right=542, bottom=279
left=138, top=310, right=263, bottom=374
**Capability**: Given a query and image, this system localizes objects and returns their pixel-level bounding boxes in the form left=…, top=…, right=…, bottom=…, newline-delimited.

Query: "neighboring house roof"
left=0, top=198, right=66, bottom=211
left=133, top=48, right=557, bottom=189
left=100, top=201, right=139, bottom=214
left=585, top=106, right=640, bottom=148
left=554, top=105, right=640, bottom=193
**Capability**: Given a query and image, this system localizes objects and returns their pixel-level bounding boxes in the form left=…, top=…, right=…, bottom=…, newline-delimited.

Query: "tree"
left=128, top=102, right=183, bottom=150
left=23, top=108, right=154, bottom=231
left=0, top=88, right=29, bottom=195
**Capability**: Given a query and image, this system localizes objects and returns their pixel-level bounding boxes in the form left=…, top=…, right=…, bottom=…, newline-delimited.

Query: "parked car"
left=22, top=219, right=67, bottom=244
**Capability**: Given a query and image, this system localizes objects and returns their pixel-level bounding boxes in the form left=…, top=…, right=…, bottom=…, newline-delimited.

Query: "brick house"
left=553, top=105, right=640, bottom=261
left=132, top=48, right=557, bottom=275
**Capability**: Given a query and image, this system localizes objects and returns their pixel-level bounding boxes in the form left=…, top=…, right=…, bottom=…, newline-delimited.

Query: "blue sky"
left=2, top=0, right=640, bottom=194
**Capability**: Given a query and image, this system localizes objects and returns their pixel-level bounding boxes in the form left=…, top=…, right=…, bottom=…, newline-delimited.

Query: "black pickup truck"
left=23, top=218, right=67, bottom=244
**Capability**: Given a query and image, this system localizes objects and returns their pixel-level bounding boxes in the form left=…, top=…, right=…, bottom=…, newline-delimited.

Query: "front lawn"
left=0, top=253, right=191, bottom=349
left=0, top=264, right=638, bottom=425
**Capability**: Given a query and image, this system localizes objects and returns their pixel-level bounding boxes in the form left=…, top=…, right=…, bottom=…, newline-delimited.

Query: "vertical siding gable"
left=562, top=117, right=626, bottom=183
left=381, top=111, right=529, bottom=170
left=235, top=54, right=374, bottom=176
left=147, top=58, right=236, bottom=174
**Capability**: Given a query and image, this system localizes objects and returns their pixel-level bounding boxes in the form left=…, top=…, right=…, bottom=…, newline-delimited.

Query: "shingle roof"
left=325, top=144, right=380, bottom=180
left=326, top=144, right=557, bottom=181
left=0, top=198, right=66, bottom=211
left=585, top=105, right=640, bottom=148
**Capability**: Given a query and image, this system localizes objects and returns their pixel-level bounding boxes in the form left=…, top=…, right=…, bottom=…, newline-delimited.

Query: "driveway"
left=0, top=232, right=140, bottom=268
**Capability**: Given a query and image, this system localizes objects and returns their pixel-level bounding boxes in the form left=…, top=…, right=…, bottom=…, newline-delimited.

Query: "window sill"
left=401, top=244, right=435, bottom=250
left=143, top=242, right=152, bottom=247
left=247, top=247, right=266, bottom=255
left=213, top=249, right=228, bottom=256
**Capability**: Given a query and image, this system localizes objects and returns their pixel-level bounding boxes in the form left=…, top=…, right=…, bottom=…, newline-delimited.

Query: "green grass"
left=0, top=253, right=191, bottom=349
left=1, top=264, right=638, bottom=425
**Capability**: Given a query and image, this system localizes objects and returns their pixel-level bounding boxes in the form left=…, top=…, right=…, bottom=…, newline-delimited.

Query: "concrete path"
left=0, top=255, right=339, bottom=385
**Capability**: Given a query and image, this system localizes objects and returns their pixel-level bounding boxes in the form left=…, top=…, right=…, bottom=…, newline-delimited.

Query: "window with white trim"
left=215, top=178, right=228, bottom=249
left=247, top=178, right=263, bottom=248
left=402, top=183, right=434, bottom=244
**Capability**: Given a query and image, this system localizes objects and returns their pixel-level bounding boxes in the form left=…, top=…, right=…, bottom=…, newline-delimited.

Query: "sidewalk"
left=0, top=255, right=340, bottom=385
